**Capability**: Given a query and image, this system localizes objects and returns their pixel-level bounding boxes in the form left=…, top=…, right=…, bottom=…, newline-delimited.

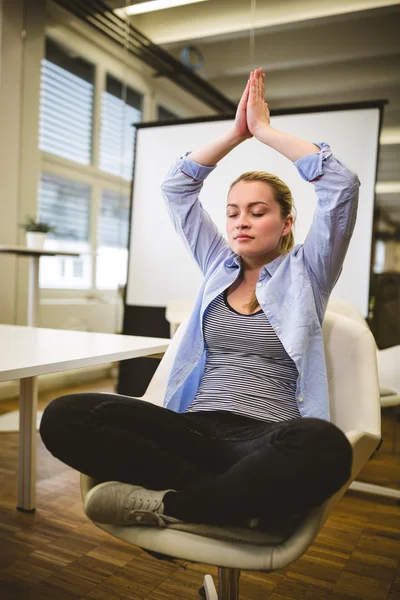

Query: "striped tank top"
left=185, top=289, right=301, bottom=422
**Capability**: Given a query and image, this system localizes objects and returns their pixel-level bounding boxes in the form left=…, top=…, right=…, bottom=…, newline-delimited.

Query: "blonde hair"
left=229, top=171, right=296, bottom=312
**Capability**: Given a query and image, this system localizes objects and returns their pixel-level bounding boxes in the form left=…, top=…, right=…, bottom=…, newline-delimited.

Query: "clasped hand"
left=234, top=67, right=271, bottom=141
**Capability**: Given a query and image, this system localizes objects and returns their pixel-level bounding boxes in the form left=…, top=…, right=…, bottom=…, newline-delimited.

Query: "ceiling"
left=111, top=0, right=400, bottom=226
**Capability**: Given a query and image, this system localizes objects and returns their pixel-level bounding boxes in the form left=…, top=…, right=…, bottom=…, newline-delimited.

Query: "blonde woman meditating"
left=40, top=68, right=357, bottom=532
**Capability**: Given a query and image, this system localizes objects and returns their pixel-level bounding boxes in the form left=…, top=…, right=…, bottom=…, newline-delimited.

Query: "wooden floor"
left=0, top=380, right=399, bottom=600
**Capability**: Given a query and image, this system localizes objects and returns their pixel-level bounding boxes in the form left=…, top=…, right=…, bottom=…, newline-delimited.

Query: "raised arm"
left=161, top=81, right=253, bottom=275
left=247, top=68, right=360, bottom=315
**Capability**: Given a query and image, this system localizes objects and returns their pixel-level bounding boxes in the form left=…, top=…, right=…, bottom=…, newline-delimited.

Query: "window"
left=38, top=173, right=92, bottom=289
left=96, top=190, right=130, bottom=290
left=157, top=104, right=178, bottom=121
left=39, top=38, right=94, bottom=165
left=38, top=38, right=143, bottom=291
left=99, top=74, right=142, bottom=181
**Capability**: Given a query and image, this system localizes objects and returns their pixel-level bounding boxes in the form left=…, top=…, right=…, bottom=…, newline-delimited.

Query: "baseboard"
left=0, top=363, right=114, bottom=401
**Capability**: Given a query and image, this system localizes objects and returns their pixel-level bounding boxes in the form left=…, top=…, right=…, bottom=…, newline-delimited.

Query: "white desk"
left=0, top=324, right=170, bottom=512
left=0, top=245, right=80, bottom=326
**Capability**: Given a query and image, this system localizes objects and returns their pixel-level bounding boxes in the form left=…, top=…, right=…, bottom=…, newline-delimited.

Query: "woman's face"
left=226, top=180, right=293, bottom=262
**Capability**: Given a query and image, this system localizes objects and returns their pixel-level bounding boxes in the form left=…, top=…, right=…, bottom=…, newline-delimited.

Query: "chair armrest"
left=345, top=430, right=381, bottom=481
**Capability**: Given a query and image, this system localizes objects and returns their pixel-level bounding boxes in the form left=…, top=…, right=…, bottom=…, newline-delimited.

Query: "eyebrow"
left=226, top=201, right=270, bottom=208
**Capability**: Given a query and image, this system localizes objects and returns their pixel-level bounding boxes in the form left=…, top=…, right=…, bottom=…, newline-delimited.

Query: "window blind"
left=98, top=190, right=130, bottom=248
left=39, top=38, right=94, bottom=165
left=38, top=173, right=91, bottom=242
left=99, top=74, right=142, bottom=181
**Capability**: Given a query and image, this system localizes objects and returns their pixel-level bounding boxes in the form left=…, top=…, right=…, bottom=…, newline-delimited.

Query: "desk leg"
left=28, top=256, right=40, bottom=327
left=17, top=376, right=38, bottom=512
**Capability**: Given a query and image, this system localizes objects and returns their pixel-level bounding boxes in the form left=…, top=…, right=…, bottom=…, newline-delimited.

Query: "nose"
left=235, top=215, right=250, bottom=229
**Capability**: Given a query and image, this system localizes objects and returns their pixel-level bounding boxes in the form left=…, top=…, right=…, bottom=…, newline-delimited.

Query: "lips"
left=235, top=235, right=253, bottom=240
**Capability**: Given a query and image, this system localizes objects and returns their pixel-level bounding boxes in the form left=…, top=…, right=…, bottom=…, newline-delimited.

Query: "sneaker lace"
left=125, top=489, right=163, bottom=517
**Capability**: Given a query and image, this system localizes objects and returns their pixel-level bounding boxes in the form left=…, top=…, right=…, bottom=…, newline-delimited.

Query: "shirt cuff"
left=294, top=142, right=332, bottom=182
left=179, top=152, right=217, bottom=181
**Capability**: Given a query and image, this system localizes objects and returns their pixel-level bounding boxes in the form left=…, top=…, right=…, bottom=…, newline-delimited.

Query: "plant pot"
left=26, top=232, right=47, bottom=250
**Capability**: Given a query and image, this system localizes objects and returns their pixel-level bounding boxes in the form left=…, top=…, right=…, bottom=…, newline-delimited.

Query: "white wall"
left=0, top=0, right=3, bottom=86
left=40, top=298, right=124, bottom=334
left=16, top=0, right=46, bottom=325
left=0, top=0, right=26, bottom=325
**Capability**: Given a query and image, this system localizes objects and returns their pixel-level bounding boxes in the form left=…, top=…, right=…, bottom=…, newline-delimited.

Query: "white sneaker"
left=83, top=481, right=182, bottom=527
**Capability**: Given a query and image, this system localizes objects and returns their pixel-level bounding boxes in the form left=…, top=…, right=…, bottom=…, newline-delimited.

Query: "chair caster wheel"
left=199, top=585, right=206, bottom=597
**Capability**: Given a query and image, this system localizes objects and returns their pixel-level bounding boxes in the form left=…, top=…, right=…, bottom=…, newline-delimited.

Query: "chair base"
left=200, top=568, right=240, bottom=600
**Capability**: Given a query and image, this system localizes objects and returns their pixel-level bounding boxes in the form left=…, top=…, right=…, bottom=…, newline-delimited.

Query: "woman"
left=40, top=68, right=357, bottom=532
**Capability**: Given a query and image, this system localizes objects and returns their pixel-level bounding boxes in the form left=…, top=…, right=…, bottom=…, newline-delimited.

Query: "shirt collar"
left=225, top=251, right=288, bottom=274
left=224, top=254, right=241, bottom=269
left=263, top=253, right=287, bottom=276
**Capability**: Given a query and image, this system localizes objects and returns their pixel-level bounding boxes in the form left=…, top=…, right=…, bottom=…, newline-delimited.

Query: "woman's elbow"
left=347, top=170, right=360, bottom=189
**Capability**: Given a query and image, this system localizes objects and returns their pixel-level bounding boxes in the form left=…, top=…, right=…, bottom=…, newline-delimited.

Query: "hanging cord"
left=249, top=0, right=257, bottom=68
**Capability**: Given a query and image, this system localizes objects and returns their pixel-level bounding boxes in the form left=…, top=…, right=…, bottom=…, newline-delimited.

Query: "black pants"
left=40, top=394, right=352, bottom=529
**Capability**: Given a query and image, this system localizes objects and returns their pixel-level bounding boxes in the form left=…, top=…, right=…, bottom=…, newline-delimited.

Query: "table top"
left=0, top=245, right=80, bottom=257
left=0, top=325, right=170, bottom=381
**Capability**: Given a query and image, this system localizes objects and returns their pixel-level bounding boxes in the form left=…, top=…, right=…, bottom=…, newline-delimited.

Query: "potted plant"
left=20, top=216, right=56, bottom=250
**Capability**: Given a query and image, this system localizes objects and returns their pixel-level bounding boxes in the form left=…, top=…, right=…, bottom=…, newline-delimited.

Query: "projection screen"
left=126, top=105, right=381, bottom=317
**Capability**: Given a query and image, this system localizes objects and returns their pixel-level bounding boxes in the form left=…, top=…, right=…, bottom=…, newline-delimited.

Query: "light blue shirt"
left=161, top=142, right=360, bottom=421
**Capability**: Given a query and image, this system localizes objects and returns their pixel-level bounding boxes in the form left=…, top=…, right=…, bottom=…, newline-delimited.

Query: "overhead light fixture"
left=115, top=0, right=208, bottom=17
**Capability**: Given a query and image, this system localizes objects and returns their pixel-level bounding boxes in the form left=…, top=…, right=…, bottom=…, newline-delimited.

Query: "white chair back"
left=327, top=297, right=369, bottom=329
left=327, top=297, right=396, bottom=400
left=323, top=311, right=380, bottom=437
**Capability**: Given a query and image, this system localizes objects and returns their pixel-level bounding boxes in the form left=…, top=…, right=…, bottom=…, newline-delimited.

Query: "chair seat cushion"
left=166, top=520, right=295, bottom=546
